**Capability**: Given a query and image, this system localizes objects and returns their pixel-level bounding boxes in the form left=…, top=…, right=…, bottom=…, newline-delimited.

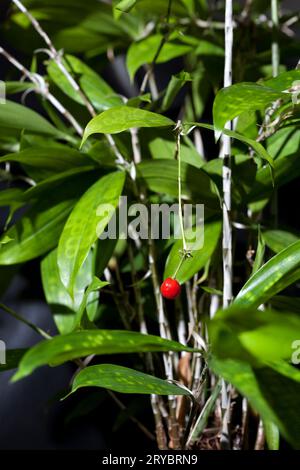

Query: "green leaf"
left=126, top=34, right=193, bottom=81
left=248, top=151, right=300, bottom=207
left=12, top=330, right=199, bottom=381
left=234, top=240, right=300, bottom=308
left=0, top=172, right=98, bottom=265
left=137, top=159, right=219, bottom=209
left=0, top=349, right=27, bottom=372
left=264, top=421, right=280, bottom=450
left=0, top=235, right=14, bottom=246
left=115, top=0, right=138, bottom=12
left=210, top=357, right=278, bottom=425
left=68, top=364, right=191, bottom=396
left=187, top=379, right=222, bottom=445
left=200, top=286, right=223, bottom=296
left=0, top=100, right=63, bottom=137
left=252, top=226, right=265, bottom=274
left=81, top=106, right=174, bottom=144
left=194, top=39, right=224, bottom=57
left=210, top=357, right=300, bottom=449
left=23, top=166, right=96, bottom=201
left=162, top=71, right=192, bottom=112
left=210, top=305, right=300, bottom=364
left=47, top=55, right=122, bottom=112
left=198, top=155, right=257, bottom=207
left=262, top=69, right=300, bottom=92
left=0, top=188, right=24, bottom=206
left=186, top=122, right=274, bottom=170
left=213, top=83, right=286, bottom=132
left=164, top=219, right=221, bottom=283
left=57, top=171, right=125, bottom=294
left=266, top=126, right=300, bottom=160
left=72, top=276, right=108, bottom=330
left=53, top=27, right=102, bottom=54
left=254, top=367, right=300, bottom=449
left=147, top=133, right=204, bottom=168
left=95, top=238, right=118, bottom=278
left=4, top=81, right=37, bottom=95
left=41, top=249, right=99, bottom=334
left=262, top=230, right=299, bottom=253
left=0, top=198, right=75, bottom=265
left=0, top=145, right=95, bottom=182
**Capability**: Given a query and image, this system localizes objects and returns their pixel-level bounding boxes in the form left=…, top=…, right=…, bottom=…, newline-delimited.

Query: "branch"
left=271, top=0, right=280, bottom=77
left=0, top=46, right=83, bottom=136
left=0, top=302, right=51, bottom=340
left=140, top=0, right=173, bottom=95
left=11, top=0, right=129, bottom=167
left=12, top=0, right=95, bottom=117
left=219, top=0, right=234, bottom=450
left=221, top=0, right=233, bottom=308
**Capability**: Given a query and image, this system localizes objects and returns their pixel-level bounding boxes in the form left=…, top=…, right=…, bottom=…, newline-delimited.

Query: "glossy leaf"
left=213, top=83, right=286, bottom=132
left=13, top=330, right=199, bottom=381
left=252, top=226, right=265, bottom=274
left=234, top=240, right=300, bottom=308
left=57, top=171, right=125, bottom=293
left=68, top=364, right=191, bottom=396
left=81, top=106, right=174, bottom=144
left=248, top=149, right=300, bottom=205
left=266, top=126, right=300, bottom=160
left=95, top=238, right=118, bottom=278
left=210, top=305, right=300, bottom=363
left=126, top=34, right=193, bottom=80
left=0, top=100, right=63, bottom=137
left=147, top=133, right=204, bottom=168
left=115, top=0, right=138, bottom=12
left=262, top=230, right=299, bottom=253
left=72, top=276, right=108, bottom=330
left=23, top=166, right=96, bottom=201
left=0, top=198, right=75, bottom=265
left=137, top=159, right=219, bottom=209
left=264, top=421, right=280, bottom=450
left=0, top=188, right=24, bottom=206
left=162, top=71, right=192, bottom=111
left=262, top=70, right=300, bottom=92
left=0, top=171, right=99, bottom=265
left=41, top=249, right=99, bottom=334
left=0, top=145, right=95, bottom=182
left=4, top=81, right=37, bottom=94
left=210, top=357, right=300, bottom=448
left=164, top=219, right=221, bottom=283
left=47, top=55, right=122, bottom=112
left=186, top=122, right=274, bottom=169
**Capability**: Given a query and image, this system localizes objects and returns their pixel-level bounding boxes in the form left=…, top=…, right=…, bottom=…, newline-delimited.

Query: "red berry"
left=160, top=278, right=181, bottom=300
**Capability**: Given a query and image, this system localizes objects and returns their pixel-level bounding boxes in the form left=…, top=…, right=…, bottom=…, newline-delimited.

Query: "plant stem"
left=222, top=0, right=233, bottom=309
left=11, top=0, right=128, bottom=167
left=0, top=302, right=51, bottom=340
left=12, top=0, right=95, bottom=117
left=271, top=0, right=280, bottom=229
left=186, top=378, right=222, bottom=447
left=271, top=0, right=280, bottom=77
left=175, top=122, right=187, bottom=253
left=129, top=124, right=173, bottom=449
left=107, top=390, right=156, bottom=442
left=219, top=0, right=234, bottom=450
left=0, top=46, right=83, bottom=136
left=127, top=243, right=168, bottom=449
left=140, top=0, right=173, bottom=94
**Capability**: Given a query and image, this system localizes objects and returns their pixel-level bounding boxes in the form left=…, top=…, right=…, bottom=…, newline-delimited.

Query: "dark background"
left=0, top=0, right=299, bottom=450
